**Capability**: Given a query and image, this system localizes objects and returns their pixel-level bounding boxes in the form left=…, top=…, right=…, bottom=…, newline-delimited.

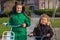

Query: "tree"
left=0, top=0, right=12, bottom=13
left=1, top=0, right=8, bottom=13
left=48, top=0, right=50, bottom=9
left=44, top=0, right=45, bottom=8
left=59, top=0, right=60, bottom=8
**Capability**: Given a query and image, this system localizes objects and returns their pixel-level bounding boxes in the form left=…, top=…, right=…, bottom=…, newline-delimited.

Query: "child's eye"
left=18, top=8, right=20, bottom=9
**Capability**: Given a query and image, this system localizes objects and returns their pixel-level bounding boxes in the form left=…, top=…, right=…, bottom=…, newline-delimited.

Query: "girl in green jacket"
left=4, top=2, right=31, bottom=40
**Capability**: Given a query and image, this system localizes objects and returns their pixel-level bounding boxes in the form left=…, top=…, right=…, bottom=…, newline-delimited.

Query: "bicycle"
left=2, top=23, right=21, bottom=40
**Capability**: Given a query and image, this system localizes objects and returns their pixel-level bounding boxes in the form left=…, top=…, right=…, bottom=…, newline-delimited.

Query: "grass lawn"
left=0, top=17, right=60, bottom=37
left=0, top=17, right=10, bottom=38
left=51, top=18, right=60, bottom=28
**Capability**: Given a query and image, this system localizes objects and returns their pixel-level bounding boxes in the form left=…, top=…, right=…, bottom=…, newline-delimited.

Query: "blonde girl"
left=28, top=14, right=54, bottom=40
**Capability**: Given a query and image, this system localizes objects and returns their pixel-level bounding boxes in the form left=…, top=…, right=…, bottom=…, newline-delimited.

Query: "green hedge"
left=34, top=9, right=44, bottom=15
left=25, top=6, right=32, bottom=17
left=3, top=10, right=11, bottom=17
left=34, top=8, right=60, bottom=17
left=3, top=8, right=32, bottom=17
left=8, top=0, right=12, bottom=1
left=56, top=8, right=60, bottom=12
left=44, top=9, right=54, bottom=17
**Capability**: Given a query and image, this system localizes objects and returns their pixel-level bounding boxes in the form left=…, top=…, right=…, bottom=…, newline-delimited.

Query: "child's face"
left=40, top=17, right=48, bottom=25
left=16, top=5, right=22, bottom=13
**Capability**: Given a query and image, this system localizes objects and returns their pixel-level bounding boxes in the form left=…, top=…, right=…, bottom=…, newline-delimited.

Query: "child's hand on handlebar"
left=22, top=23, right=26, bottom=27
left=2, top=23, right=7, bottom=26
left=46, top=33, right=50, bottom=37
left=28, top=33, right=33, bottom=37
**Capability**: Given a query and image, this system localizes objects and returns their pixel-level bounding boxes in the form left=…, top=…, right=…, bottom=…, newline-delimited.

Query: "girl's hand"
left=46, top=33, right=50, bottom=37
left=23, top=23, right=26, bottom=27
left=28, top=33, right=33, bottom=37
left=2, top=23, right=7, bottom=26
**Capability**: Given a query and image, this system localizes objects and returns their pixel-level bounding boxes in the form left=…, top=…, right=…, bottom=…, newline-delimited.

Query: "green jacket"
left=8, top=12, right=31, bottom=40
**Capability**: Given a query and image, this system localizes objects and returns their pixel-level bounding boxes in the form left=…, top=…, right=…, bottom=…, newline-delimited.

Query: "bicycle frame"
left=2, top=25, right=21, bottom=40
left=35, top=35, right=46, bottom=40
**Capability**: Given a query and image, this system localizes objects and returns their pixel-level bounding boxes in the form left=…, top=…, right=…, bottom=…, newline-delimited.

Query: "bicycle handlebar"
left=2, top=23, right=22, bottom=27
left=34, top=35, right=46, bottom=38
left=7, top=25, right=22, bottom=27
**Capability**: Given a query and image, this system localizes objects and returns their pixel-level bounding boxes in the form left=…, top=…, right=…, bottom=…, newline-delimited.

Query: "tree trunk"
left=48, top=0, right=50, bottom=9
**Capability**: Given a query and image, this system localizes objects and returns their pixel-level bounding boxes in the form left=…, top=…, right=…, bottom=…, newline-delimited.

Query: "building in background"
left=3, top=0, right=60, bottom=11
left=25, top=0, right=35, bottom=10
left=25, top=0, right=59, bottom=10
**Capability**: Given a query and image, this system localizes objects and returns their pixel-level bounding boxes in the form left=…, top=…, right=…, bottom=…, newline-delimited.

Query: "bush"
left=25, top=6, right=32, bottom=17
left=8, top=0, right=12, bottom=1
left=27, top=10, right=32, bottom=16
left=34, top=9, right=44, bottom=15
left=44, top=9, right=54, bottom=17
left=34, top=9, right=54, bottom=17
left=34, top=8, right=60, bottom=17
left=56, top=8, right=60, bottom=12
left=3, top=10, right=10, bottom=17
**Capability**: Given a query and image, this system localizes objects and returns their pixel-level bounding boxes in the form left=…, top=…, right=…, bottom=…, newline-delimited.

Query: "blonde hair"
left=36, top=14, right=53, bottom=31
left=39, top=14, right=51, bottom=26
